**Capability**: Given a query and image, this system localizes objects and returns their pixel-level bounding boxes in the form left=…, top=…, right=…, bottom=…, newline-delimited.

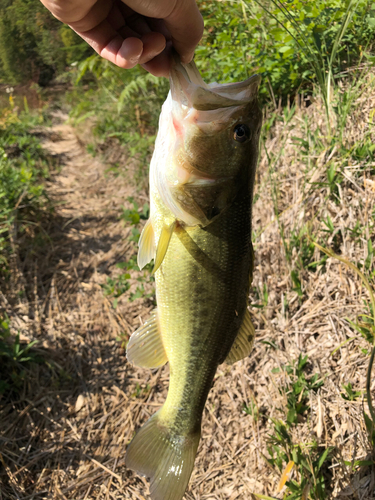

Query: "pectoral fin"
left=152, top=221, right=176, bottom=274
left=138, top=218, right=155, bottom=270
left=127, top=309, right=167, bottom=369
left=225, top=309, right=255, bottom=365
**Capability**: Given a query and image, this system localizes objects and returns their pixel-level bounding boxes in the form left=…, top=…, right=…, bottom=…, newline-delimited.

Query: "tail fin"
left=126, top=411, right=200, bottom=500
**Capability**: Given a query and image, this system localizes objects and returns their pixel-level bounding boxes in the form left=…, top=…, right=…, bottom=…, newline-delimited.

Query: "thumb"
left=123, top=0, right=203, bottom=64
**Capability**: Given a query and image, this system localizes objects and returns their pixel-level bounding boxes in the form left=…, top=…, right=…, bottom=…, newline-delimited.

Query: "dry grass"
left=1, top=73, right=375, bottom=500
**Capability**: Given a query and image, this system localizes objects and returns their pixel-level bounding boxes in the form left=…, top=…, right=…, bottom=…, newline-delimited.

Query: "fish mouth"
left=170, top=54, right=261, bottom=111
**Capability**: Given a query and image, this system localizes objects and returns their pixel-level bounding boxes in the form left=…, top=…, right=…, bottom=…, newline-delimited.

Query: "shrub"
left=196, top=0, right=375, bottom=101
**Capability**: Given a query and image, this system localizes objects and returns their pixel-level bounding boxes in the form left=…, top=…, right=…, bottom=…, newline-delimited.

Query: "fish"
left=125, top=56, right=262, bottom=500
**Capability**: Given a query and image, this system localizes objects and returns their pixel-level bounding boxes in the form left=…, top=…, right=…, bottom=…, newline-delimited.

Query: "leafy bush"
left=196, top=0, right=375, bottom=100
left=0, top=0, right=92, bottom=85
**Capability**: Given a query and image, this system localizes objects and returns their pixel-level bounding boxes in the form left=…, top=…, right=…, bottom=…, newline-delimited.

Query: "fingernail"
left=181, top=51, right=195, bottom=64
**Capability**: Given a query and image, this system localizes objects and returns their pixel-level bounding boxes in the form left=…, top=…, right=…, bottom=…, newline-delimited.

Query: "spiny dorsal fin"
left=127, top=309, right=167, bottom=369
left=152, top=220, right=176, bottom=274
left=138, top=218, right=155, bottom=270
left=225, top=309, right=255, bottom=365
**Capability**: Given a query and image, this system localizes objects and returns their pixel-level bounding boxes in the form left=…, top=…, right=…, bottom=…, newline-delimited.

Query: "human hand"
left=40, top=0, right=203, bottom=77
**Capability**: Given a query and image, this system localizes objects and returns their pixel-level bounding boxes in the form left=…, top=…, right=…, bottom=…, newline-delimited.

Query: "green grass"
left=266, top=420, right=334, bottom=500
left=0, top=105, right=58, bottom=388
left=0, top=314, right=44, bottom=396
left=245, top=355, right=332, bottom=499
left=0, top=106, right=55, bottom=276
left=197, top=0, right=375, bottom=103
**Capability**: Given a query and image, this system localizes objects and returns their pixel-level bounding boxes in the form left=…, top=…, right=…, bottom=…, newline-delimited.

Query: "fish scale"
left=156, top=195, right=253, bottom=432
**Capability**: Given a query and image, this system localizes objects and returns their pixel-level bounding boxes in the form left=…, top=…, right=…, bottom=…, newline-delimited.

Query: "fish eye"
left=233, top=124, right=250, bottom=143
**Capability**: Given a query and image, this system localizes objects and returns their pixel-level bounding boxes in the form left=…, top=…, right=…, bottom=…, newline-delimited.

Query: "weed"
left=291, top=270, right=303, bottom=299
left=121, top=197, right=150, bottom=245
left=116, top=332, right=128, bottom=351
left=322, top=215, right=334, bottom=234
left=131, top=382, right=150, bottom=399
left=130, top=284, right=154, bottom=302
left=341, top=382, right=362, bottom=401
left=0, top=314, right=43, bottom=395
left=266, top=420, right=333, bottom=499
left=251, top=282, right=270, bottom=310
left=101, top=274, right=131, bottom=299
left=326, top=163, right=342, bottom=203
left=86, top=143, right=96, bottom=157
left=364, top=239, right=374, bottom=273
left=260, top=339, right=279, bottom=350
left=243, top=395, right=260, bottom=422
left=101, top=198, right=154, bottom=306
left=290, top=226, right=316, bottom=269
left=284, top=225, right=318, bottom=296
left=121, top=197, right=149, bottom=224
left=282, top=354, right=324, bottom=426
left=363, top=410, right=375, bottom=447
left=351, top=137, right=375, bottom=163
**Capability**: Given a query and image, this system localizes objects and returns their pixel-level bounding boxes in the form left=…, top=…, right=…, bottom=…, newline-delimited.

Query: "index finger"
left=164, top=0, right=203, bottom=63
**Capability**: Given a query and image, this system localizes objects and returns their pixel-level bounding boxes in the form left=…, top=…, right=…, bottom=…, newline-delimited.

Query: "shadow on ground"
left=0, top=117, right=155, bottom=499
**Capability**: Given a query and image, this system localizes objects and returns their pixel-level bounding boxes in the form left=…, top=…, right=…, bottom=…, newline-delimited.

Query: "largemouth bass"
left=126, top=57, right=262, bottom=500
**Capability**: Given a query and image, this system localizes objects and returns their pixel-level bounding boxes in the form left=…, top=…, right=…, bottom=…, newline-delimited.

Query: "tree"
left=0, top=0, right=92, bottom=85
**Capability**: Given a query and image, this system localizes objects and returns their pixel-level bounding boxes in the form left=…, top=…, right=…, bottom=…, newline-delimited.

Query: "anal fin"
left=127, top=309, right=167, bottom=369
left=225, top=308, right=255, bottom=365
